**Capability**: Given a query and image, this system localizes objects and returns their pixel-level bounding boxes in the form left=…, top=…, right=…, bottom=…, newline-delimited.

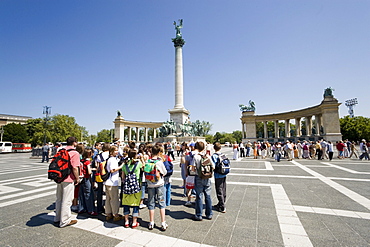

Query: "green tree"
left=97, top=129, right=112, bottom=143
left=340, top=116, right=370, bottom=141
left=214, top=132, right=223, bottom=142
left=2, top=123, right=29, bottom=143
left=232, top=130, right=243, bottom=143
left=205, top=134, right=214, bottom=144
left=219, top=133, right=236, bottom=144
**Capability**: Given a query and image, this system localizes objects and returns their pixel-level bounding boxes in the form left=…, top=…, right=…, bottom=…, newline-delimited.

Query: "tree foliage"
left=2, top=123, right=29, bottom=143
left=97, top=129, right=113, bottom=143
left=340, top=116, right=370, bottom=141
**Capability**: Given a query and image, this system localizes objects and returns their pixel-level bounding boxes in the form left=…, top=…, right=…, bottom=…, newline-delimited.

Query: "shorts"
left=147, top=185, right=166, bottom=210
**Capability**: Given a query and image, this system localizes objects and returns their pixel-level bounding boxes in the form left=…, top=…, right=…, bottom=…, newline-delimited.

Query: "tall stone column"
left=136, top=127, right=140, bottom=141
left=128, top=127, right=132, bottom=142
left=315, top=114, right=321, bottom=136
left=285, top=119, right=291, bottom=137
left=145, top=128, right=148, bottom=142
left=168, top=20, right=190, bottom=129
left=274, top=120, right=280, bottom=138
left=263, top=121, right=268, bottom=139
left=295, top=118, right=301, bottom=137
left=306, top=116, right=312, bottom=136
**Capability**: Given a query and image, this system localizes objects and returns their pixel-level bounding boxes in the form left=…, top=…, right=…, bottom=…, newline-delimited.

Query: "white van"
left=0, top=142, right=12, bottom=153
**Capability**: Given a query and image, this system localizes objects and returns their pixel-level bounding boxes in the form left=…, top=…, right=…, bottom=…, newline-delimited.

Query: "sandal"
left=131, top=222, right=139, bottom=228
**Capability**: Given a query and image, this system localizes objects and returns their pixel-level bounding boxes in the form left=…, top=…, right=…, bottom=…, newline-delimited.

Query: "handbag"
left=185, top=176, right=195, bottom=189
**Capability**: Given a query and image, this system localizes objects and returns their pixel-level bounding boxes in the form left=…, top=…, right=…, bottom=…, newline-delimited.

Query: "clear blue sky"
left=1, top=1, right=369, bottom=135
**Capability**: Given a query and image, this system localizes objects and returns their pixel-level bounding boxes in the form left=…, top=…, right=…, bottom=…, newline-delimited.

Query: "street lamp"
left=345, top=98, right=358, bottom=118
left=43, top=106, right=52, bottom=144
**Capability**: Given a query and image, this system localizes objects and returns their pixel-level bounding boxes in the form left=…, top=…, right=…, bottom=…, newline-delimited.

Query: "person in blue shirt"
left=211, top=142, right=227, bottom=213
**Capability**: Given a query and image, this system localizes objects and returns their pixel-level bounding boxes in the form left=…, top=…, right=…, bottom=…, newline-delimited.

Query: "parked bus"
left=0, top=142, right=13, bottom=153
left=12, top=143, right=32, bottom=153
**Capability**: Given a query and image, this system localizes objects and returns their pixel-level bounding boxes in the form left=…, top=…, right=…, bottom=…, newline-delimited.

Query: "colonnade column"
left=263, top=121, right=268, bottom=139
left=315, top=114, right=322, bottom=135
left=128, top=127, right=132, bottom=141
left=153, top=128, right=157, bottom=139
left=274, top=120, right=280, bottom=138
left=136, top=127, right=140, bottom=141
left=306, top=116, right=312, bottom=136
left=285, top=120, right=291, bottom=137
left=145, top=128, right=148, bottom=142
left=295, top=118, right=301, bottom=137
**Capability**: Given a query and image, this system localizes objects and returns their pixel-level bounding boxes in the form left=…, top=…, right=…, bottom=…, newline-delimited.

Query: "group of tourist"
left=53, top=137, right=228, bottom=230
left=231, top=139, right=370, bottom=161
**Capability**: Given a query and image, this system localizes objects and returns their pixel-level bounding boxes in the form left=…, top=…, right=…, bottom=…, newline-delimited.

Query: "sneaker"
left=204, top=216, right=213, bottom=220
left=185, top=201, right=192, bottom=206
left=148, top=222, right=155, bottom=230
left=191, top=216, right=202, bottom=221
left=139, top=204, right=147, bottom=209
left=221, top=208, right=226, bottom=213
left=161, top=222, right=168, bottom=231
left=124, top=221, right=130, bottom=228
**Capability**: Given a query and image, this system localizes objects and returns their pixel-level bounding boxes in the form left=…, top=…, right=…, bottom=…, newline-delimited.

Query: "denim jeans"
left=78, top=178, right=95, bottom=213
left=194, top=176, right=212, bottom=219
left=123, top=205, right=139, bottom=217
left=147, top=185, right=166, bottom=210
left=141, top=182, right=147, bottom=200
left=164, top=183, right=171, bottom=206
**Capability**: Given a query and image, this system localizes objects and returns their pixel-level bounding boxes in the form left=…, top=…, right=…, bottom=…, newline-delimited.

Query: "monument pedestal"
left=168, top=107, right=190, bottom=125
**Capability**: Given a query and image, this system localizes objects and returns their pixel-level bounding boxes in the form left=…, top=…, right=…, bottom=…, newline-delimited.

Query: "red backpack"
left=48, top=149, right=73, bottom=183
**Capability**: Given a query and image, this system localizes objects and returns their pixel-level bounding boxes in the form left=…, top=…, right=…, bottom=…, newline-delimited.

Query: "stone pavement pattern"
left=0, top=149, right=369, bottom=246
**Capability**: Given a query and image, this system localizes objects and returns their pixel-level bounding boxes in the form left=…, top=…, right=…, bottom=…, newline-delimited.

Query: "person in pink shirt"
left=54, top=137, right=81, bottom=227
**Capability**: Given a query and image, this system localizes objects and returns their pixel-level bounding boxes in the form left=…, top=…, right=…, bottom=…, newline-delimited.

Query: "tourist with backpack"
left=95, top=143, right=110, bottom=214
left=211, top=142, right=229, bottom=213
left=192, top=141, right=215, bottom=221
left=184, top=142, right=196, bottom=206
left=144, top=145, right=168, bottom=231
left=104, top=145, right=124, bottom=222
left=122, top=149, right=142, bottom=228
left=78, top=149, right=98, bottom=216
left=53, top=137, right=80, bottom=228
left=163, top=151, right=173, bottom=207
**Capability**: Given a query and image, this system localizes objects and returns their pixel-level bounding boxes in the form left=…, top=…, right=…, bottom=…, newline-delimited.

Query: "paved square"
left=0, top=149, right=369, bottom=246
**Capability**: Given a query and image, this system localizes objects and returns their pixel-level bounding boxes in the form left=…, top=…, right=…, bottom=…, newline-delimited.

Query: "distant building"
left=0, top=114, right=32, bottom=127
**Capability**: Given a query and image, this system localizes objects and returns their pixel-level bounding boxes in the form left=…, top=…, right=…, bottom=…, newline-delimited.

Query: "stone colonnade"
left=114, top=116, right=163, bottom=143
left=241, top=95, right=342, bottom=143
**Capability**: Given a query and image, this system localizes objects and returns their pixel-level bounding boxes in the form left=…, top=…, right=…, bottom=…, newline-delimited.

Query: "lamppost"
left=345, top=98, right=358, bottom=118
left=43, top=106, right=52, bottom=144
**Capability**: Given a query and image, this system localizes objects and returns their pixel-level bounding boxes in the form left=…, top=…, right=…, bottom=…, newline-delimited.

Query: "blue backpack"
left=163, top=156, right=173, bottom=177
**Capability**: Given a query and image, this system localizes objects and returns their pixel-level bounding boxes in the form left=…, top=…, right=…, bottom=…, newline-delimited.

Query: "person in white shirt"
left=104, top=146, right=123, bottom=221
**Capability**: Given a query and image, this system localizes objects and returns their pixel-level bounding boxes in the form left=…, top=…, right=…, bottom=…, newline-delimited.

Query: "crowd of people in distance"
left=232, top=139, right=370, bottom=162
left=52, top=137, right=229, bottom=230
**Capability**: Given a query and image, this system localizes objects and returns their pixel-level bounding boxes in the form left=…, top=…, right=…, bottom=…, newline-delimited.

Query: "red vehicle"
left=12, top=143, right=32, bottom=152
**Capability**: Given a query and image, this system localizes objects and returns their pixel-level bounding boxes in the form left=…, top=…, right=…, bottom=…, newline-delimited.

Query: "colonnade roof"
left=114, top=117, right=163, bottom=128
left=241, top=99, right=341, bottom=122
